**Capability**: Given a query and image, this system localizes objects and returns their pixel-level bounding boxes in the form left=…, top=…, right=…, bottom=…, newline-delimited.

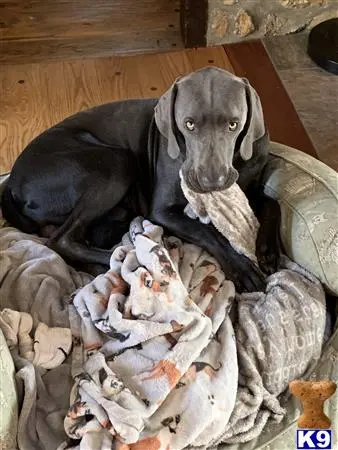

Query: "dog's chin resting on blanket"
left=0, top=179, right=327, bottom=450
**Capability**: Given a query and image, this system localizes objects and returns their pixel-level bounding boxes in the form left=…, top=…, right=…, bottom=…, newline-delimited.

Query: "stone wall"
left=208, top=0, right=338, bottom=45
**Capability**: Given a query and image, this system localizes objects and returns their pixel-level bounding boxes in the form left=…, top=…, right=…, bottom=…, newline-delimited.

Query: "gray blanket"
left=0, top=215, right=327, bottom=450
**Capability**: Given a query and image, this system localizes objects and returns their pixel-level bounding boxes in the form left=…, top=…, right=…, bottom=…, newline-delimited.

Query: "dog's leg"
left=152, top=207, right=266, bottom=293
left=47, top=183, right=130, bottom=266
left=48, top=213, right=112, bottom=266
left=254, top=194, right=282, bottom=275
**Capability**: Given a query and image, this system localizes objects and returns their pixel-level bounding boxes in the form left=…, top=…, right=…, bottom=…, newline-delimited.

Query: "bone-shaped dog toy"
left=289, top=380, right=337, bottom=429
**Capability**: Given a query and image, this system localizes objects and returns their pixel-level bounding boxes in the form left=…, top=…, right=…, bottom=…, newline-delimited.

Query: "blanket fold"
left=66, top=219, right=237, bottom=449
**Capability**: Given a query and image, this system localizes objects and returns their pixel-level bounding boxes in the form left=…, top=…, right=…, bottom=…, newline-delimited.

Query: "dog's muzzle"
left=187, top=167, right=238, bottom=193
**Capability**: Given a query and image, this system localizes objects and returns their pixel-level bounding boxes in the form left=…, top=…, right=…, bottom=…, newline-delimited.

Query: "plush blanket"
left=0, top=202, right=327, bottom=450
left=180, top=173, right=259, bottom=264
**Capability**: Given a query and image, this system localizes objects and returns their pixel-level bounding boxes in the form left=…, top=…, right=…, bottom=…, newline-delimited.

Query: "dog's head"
left=154, top=67, right=266, bottom=193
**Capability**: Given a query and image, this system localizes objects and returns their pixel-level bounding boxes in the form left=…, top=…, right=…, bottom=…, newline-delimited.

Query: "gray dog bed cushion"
left=263, top=142, right=338, bottom=296
left=217, top=142, right=338, bottom=450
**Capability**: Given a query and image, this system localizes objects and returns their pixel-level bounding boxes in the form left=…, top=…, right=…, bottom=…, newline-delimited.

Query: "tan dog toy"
left=289, top=380, right=337, bottom=429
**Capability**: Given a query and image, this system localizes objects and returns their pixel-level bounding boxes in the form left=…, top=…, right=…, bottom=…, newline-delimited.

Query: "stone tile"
left=264, top=33, right=317, bottom=71
left=265, top=33, right=338, bottom=170
left=278, top=67, right=338, bottom=170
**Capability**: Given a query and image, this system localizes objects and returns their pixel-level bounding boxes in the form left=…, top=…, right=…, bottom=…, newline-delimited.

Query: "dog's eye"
left=185, top=120, right=195, bottom=131
left=228, top=121, right=238, bottom=131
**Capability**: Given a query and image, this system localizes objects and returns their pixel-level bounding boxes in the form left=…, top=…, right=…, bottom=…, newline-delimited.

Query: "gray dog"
left=2, top=67, right=280, bottom=292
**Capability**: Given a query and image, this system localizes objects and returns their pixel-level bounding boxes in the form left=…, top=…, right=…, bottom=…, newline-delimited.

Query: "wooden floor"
left=0, top=0, right=182, bottom=64
left=0, top=42, right=316, bottom=174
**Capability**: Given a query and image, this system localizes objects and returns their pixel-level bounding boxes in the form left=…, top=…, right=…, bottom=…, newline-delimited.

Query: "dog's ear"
left=237, top=78, right=265, bottom=161
left=154, top=78, right=181, bottom=160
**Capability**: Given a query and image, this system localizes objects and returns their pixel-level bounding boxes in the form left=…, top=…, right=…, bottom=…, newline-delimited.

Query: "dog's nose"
left=201, top=175, right=226, bottom=189
left=217, top=175, right=225, bottom=186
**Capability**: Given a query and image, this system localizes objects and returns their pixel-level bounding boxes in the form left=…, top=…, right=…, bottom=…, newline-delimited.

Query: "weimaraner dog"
left=2, top=67, right=280, bottom=292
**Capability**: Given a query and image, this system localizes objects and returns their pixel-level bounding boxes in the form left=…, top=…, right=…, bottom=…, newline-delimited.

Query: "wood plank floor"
left=0, top=42, right=315, bottom=174
left=0, top=0, right=182, bottom=64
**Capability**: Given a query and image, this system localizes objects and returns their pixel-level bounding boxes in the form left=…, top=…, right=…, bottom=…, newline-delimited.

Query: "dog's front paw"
left=219, top=254, right=266, bottom=294
left=257, top=239, right=280, bottom=276
left=236, top=260, right=266, bottom=293
left=255, top=197, right=281, bottom=276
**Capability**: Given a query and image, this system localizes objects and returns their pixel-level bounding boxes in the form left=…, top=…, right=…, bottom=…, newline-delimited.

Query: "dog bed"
left=0, top=142, right=337, bottom=450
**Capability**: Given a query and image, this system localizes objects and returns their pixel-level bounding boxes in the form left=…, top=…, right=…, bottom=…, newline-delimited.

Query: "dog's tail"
left=1, top=185, right=39, bottom=234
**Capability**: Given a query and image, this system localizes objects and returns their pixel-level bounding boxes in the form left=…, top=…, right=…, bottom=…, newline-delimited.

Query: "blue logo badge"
left=296, top=429, right=332, bottom=449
